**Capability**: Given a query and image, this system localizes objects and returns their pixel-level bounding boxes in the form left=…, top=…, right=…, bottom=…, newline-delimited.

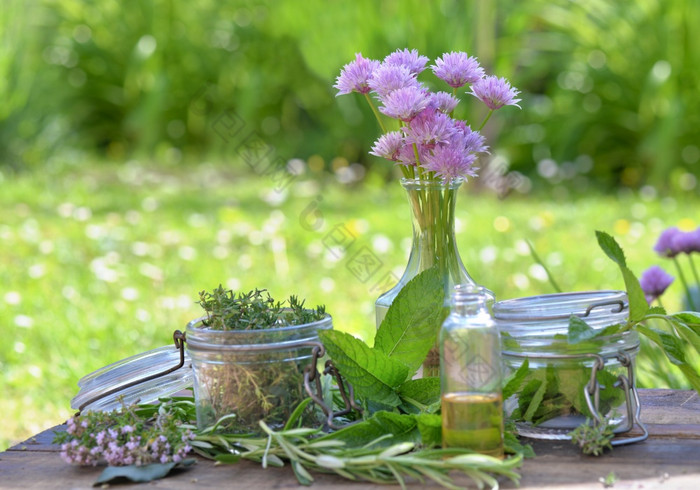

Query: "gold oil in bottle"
left=440, top=285, right=504, bottom=457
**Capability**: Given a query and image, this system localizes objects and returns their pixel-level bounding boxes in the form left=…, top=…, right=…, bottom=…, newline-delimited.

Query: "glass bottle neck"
left=450, top=286, right=491, bottom=316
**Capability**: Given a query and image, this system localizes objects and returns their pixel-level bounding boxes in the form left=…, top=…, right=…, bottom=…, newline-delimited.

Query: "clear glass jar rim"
left=494, top=290, right=628, bottom=322
left=185, top=314, right=332, bottom=350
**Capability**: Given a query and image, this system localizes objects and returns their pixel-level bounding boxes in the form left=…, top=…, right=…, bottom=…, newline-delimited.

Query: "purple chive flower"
left=421, top=144, right=478, bottom=180
left=370, top=131, right=405, bottom=161
left=654, top=227, right=682, bottom=257
left=403, top=108, right=456, bottom=148
left=429, top=91, right=460, bottom=113
left=672, top=228, right=700, bottom=254
left=396, top=142, right=420, bottom=166
left=431, top=51, right=485, bottom=88
left=383, top=48, right=430, bottom=75
left=334, top=53, right=380, bottom=95
left=469, top=76, right=521, bottom=110
left=451, top=122, right=489, bottom=155
left=639, top=265, right=675, bottom=304
left=368, top=63, right=421, bottom=98
left=378, top=86, right=430, bottom=121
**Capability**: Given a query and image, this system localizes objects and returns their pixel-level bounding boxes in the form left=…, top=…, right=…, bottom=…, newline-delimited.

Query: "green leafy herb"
left=415, top=413, right=442, bottom=448
left=397, top=377, right=441, bottom=414
left=503, top=358, right=530, bottom=400
left=317, top=411, right=421, bottom=448
left=318, top=330, right=409, bottom=407
left=198, top=286, right=326, bottom=330
left=373, top=267, right=445, bottom=373
left=319, top=267, right=446, bottom=412
left=595, top=231, right=648, bottom=322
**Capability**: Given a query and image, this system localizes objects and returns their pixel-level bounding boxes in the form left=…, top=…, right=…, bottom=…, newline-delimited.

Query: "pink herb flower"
left=672, top=227, right=700, bottom=254
left=422, top=145, right=478, bottom=180
left=370, top=131, right=405, bottom=161
left=654, top=227, right=682, bottom=258
left=639, top=265, right=674, bottom=304
left=432, top=51, right=485, bottom=88
left=451, top=122, right=489, bottom=155
left=334, top=53, right=380, bottom=95
left=429, top=91, right=460, bottom=114
left=469, top=76, right=521, bottom=110
left=384, top=48, right=430, bottom=75
left=368, top=63, right=421, bottom=98
left=379, top=86, right=430, bottom=121
left=403, top=108, right=456, bottom=148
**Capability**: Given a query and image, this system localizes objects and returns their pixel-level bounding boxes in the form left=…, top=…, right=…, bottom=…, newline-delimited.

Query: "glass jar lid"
left=71, top=343, right=192, bottom=413
left=494, top=290, right=629, bottom=338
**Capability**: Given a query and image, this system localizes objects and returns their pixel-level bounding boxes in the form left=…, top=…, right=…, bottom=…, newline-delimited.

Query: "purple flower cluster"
left=334, top=48, right=520, bottom=181
left=653, top=226, right=700, bottom=257
left=642, top=225, right=700, bottom=306
left=57, top=410, right=194, bottom=467
left=640, top=265, right=675, bottom=304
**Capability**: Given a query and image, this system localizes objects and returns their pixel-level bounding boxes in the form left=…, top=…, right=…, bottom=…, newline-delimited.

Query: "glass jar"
left=440, top=285, right=504, bottom=457
left=494, top=291, right=643, bottom=441
left=186, top=314, right=332, bottom=432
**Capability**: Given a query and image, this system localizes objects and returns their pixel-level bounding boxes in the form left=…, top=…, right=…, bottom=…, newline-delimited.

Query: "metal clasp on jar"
left=585, top=348, right=648, bottom=446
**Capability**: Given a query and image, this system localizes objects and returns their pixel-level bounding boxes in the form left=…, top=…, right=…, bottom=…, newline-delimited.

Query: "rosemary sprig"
left=193, top=421, right=522, bottom=490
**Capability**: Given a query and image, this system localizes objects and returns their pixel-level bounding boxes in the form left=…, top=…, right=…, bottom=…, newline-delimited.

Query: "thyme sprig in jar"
left=187, top=287, right=330, bottom=432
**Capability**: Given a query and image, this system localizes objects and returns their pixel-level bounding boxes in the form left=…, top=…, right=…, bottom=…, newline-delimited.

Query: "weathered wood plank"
left=2, top=390, right=699, bottom=489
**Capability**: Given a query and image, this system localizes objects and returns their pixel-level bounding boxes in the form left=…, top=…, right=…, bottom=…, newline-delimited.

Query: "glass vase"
left=375, top=178, right=491, bottom=376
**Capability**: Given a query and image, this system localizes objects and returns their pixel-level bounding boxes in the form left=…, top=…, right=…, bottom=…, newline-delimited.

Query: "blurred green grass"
left=1, top=160, right=697, bottom=450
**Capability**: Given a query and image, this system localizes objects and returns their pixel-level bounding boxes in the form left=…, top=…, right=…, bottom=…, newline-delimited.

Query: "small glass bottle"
left=440, top=285, right=504, bottom=457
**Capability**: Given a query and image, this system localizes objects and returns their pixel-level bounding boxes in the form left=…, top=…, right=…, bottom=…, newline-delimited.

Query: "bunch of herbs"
left=510, top=231, right=700, bottom=452
left=191, top=287, right=328, bottom=432
left=197, top=286, right=326, bottom=330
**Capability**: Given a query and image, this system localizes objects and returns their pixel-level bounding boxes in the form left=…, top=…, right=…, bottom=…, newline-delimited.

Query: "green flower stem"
left=673, top=256, right=697, bottom=311
left=688, top=254, right=700, bottom=295
left=477, top=109, right=494, bottom=131
left=363, top=92, right=387, bottom=134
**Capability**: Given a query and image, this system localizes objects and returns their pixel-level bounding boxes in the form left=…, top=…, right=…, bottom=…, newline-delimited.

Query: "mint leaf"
left=595, top=230, right=627, bottom=267
left=319, top=330, right=408, bottom=406
left=672, top=321, right=700, bottom=357
left=504, top=430, right=535, bottom=458
left=637, top=324, right=700, bottom=392
left=521, top=375, right=547, bottom=423
left=555, top=367, right=589, bottom=416
left=317, top=411, right=420, bottom=447
left=648, top=306, right=667, bottom=315
left=397, top=377, right=441, bottom=413
left=595, top=231, right=648, bottom=322
left=621, top=266, right=648, bottom=322
left=568, top=316, right=624, bottom=344
left=568, top=315, right=597, bottom=343
left=503, top=359, right=530, bottom=400
left=415, top=413, right=442, bottom=448
left=373, top=267, right=445, bottom=374
left=673, top=312, right=700, bottom=329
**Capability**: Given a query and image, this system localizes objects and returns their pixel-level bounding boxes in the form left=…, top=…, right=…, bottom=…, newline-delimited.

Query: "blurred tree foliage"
left=1, top=0, right=698, bottom=191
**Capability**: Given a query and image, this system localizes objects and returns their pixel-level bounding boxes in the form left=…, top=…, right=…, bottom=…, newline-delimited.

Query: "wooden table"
left=2, top=390, right=699, bottom=489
